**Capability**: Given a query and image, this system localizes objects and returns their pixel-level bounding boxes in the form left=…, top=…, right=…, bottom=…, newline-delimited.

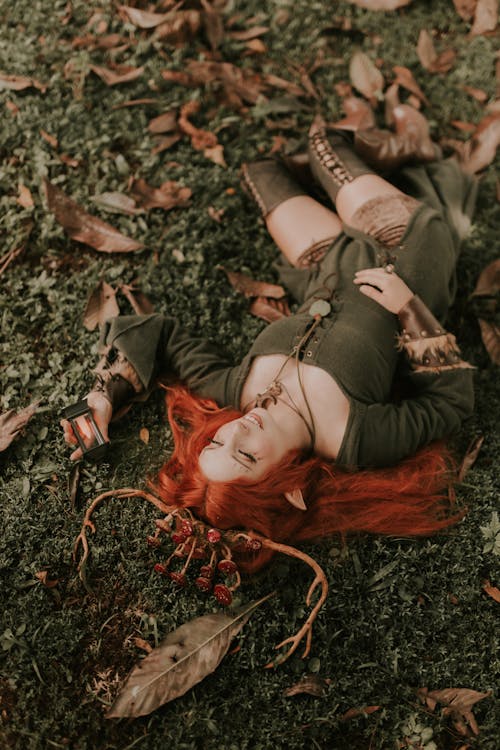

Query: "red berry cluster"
left=148, top=510, right=261, bottom=608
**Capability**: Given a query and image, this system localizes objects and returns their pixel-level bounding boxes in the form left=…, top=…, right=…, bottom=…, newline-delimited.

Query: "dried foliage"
left=418, top=687, right=492, bottom=737
left=83, top=280, right=120, bottom=331
left=469, top=258, right=500, bottom=364
left=346, top=0, right=412, bottom=8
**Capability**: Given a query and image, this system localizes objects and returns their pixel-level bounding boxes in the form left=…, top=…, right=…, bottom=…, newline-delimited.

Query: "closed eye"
left=209, top=439, right=223, bottom=446
left=239, top=450, right=257, bottom=464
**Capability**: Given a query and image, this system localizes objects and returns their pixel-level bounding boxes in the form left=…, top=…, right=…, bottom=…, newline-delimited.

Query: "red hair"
left=153, top=386, right=463, bottom=573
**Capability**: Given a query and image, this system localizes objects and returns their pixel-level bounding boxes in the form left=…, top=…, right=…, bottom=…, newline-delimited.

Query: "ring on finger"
left=384, top=263, right=394, bottom=274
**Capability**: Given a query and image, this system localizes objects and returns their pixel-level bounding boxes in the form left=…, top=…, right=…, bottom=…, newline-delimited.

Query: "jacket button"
left=306, top=351, right=312, bottom=357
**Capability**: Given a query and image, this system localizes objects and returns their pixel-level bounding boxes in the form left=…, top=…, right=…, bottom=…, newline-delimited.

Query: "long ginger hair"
left=154, top=386, right=463, bottom=573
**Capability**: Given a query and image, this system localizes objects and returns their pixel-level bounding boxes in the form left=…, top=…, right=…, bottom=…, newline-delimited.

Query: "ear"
left=284, top=488, right=307, bottom=511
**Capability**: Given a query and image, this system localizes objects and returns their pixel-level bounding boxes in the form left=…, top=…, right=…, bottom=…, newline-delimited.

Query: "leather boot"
left=307, top=116, right=374, bottom=204
left=354, top=105, right=442, bottom=172
left=241, top=159, right=308, bottom=217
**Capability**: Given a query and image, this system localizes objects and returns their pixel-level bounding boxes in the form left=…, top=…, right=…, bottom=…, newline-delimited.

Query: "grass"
left=0, top=1, right=499, bottom=748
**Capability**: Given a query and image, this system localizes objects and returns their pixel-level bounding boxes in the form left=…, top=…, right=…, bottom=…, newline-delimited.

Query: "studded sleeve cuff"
left=397, top=295, right=474, bottom=373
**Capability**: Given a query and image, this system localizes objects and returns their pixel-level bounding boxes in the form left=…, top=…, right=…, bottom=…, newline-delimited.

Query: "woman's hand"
left=353, top=266, right=414, bottom=314
left=60, top=391, right=112, bottom=461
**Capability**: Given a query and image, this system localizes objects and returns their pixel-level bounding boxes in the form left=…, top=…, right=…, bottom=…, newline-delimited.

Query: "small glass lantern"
left=63, top=399, right=109, bottom=460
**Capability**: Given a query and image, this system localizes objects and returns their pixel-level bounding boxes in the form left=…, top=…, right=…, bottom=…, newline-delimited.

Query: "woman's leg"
left=266, top=195, right=342, bottom=267
left=242, top=160, right=342, bottom=267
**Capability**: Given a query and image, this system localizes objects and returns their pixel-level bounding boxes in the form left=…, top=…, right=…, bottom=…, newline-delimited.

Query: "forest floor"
left=0, top=1, right=499, bottom=749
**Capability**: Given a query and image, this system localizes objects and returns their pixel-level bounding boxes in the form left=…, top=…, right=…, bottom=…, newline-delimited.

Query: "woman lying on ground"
left=62, top=117, right=478, bottom=575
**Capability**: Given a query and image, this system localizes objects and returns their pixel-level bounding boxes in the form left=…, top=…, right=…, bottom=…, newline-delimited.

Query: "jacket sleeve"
left=355, top=368, right=475, bottom=466
left=97, top=313, right=237, bottom=407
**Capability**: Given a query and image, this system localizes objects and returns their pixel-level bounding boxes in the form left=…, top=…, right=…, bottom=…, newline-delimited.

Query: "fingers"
left=60, top=418, right=77, bottom=445
left=353, top=267, right=395, bottom=288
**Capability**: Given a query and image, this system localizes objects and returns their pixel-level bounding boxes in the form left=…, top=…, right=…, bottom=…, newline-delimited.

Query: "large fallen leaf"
left=349, top=51, right=384, bottom=105
left=130, top=179, right=191, bottom=211
left=106, top=595, right=272, bottom=718
left=393, top=65, right=429, bottom=105
left=90, top=64, right=144, bottom=86
left=0, top=402, right=39, bottom=452
left=0, top=73, right=46, bottom=92
left=83, top=280, right=120, bottom=331
left=44, top=180, right=143, bottom=253
left=346, top=0, right=412, bottom=8
left=179, top=100, right=218, bottom=149
left=459, top=113, right=500, bottom=174
left=417, top=29, right=456, bottom=74
left=201, top=0, right=224, bottom=51
left=333, top=96, right=376, bottom=131
left=218, top=267, right=286, bottom=299
left=184, top=60, right=267, bottom=106
left=482, top=579, right=500, bottom=603
left=341, top=705, right=380, bottom=721
left=470, top=0, right=498, bottom=35
left=453, top=0, right=477, bottom=21
left=250, top=296, right=291, bottom=323
left=119, top=5, right=172, bottom=28
left=418, top=687, right=491, bottom=737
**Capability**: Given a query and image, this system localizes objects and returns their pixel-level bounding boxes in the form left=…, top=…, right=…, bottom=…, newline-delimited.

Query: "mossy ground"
left=0, top=1, right=498, bottom=748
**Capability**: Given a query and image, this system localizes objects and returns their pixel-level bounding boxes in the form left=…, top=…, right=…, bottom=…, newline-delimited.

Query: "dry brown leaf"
left=264, top=73, right=304, bottom=97
left=458, top=435, right=484, bottom=481
left=151, top=133, right=182, bottom=155
left=418, top=687, right=491, bottom=737
left=119, top=5, right=172, bottom=28
left=5, top=99, right=20, bottom=115
left=417, top=30, right=455, bottom=74
left=35, top=571, right=59, bottom=588
left=44, top=180, right=143, bottom=253
left=478, top=318, right=500, bottom=364
left=184, top=60, right=267, bottom=107
left=469, top=258, right=500, bottom=364
left=453, top=0, right=477, bottom=21
left=92, top=192, right=143, bottom=216
left=119, top=283, right=155, bottom=315
left=283, top=674, right=328, bottom=698
left=134, top=637, right=153, bottom=653
left=17, top=184, right=34, bottom=209
left=148, top=110, right=178, bottom=134
left=179, top=100, right=218, bottom=149
left=201, top=0, right=224, bottom=51
left=0, top=73, right=46, bottom=92
left=482, top=579, right=500, bottom=602
left=207, top=206, right=225, bottom=223
left=346, top=0, right=412, bottom=8
left=130, top=178, right=191, bottom=211
left=0, top=402, right=39, bottom=452
left=229, top=25, right=269, bottom=41
left=341, top=705, right=380, bottom=721
left=219, top=267, right=286, bottom=299
left=90, top=64, right=144, bottom=86
left=40, top=129, right=58, bottom=149
left=384, top=82, right=400, bottom=127
left=460, top=113, right=500, bottom=173
left=204, top=144, right=227, bottom=167
left=451, top=120, right=477, bottom=132
left=333, top=95, right=376, bottom=131
left=462, top=85, right=488, bottom=102
left=393, top=65, right=429, bottom=105
left=470, top=0, right=498, bottom=35
left=83, top=280, right=120, bottom=331
left=244, top=38, right=267, bottom=55
left=112, top=98, right=159, bottom=110
left=154, top=10, right=201, bottom=43
left=349, top=51, right=384, bottom=105
left=250, top=296, right=291, bottom=323
left=139, top=427, right=150, bottom=445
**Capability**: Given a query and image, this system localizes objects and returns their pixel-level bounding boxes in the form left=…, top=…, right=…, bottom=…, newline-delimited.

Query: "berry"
left=154, top=563, right=167, bottom=575
left=213, top=584, right=232, bottom=606
left=169, top=572, right=187, bottom=588
left=171, top=531, right=187, bottom=545
left=200, top=565, right=214, bottom=579
left=207, top=528, right=222, bottom=544
left=217, top=559, right=238, bottom=575
left=245, top=537, right=262, bottom=551
left=181, top=520, right=194, bottom=536
left=195, top=577, right=212, bottom=592
left=146, top=535, right=161, bottom=548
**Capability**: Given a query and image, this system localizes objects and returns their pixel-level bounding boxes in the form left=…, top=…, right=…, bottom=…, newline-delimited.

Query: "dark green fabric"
left=99, top=160, right=477, bottom=469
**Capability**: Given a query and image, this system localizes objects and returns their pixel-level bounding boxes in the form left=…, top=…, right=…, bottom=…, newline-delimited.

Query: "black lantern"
left=63, top=399, right=109, bottom=460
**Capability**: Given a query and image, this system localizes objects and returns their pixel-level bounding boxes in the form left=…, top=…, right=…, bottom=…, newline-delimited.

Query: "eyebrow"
left=203, top=444, right=252, bottom=472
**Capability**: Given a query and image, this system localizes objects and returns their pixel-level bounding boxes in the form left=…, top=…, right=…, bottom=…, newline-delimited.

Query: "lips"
left=244, top=412, right=263, bottom=429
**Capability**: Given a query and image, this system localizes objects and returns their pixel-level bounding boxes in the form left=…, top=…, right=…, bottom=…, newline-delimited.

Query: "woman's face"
left=198, top=408, right=291, bottom=482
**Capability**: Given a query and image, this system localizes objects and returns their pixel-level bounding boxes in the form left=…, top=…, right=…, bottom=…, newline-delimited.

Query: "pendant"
left=255, top=380, right=282, bottom=408
left=309, top=299, right=331, bottom=318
